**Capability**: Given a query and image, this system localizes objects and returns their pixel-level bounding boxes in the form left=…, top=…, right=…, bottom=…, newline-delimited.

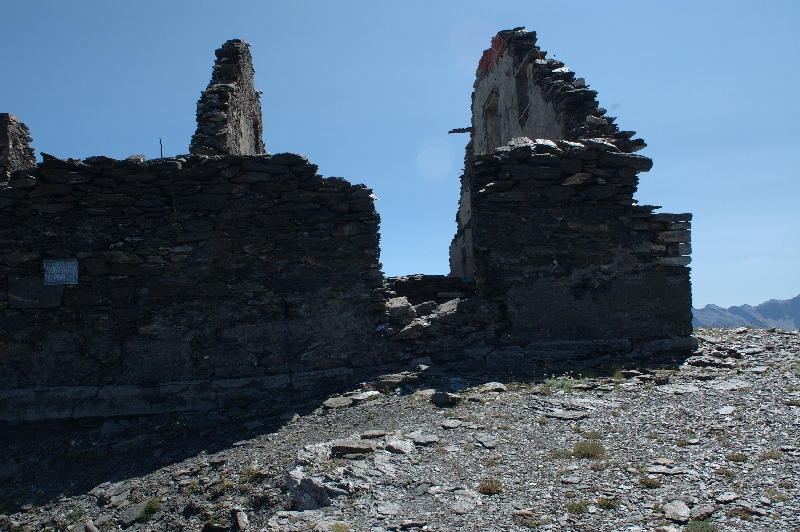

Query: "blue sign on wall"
left=44, top=259, right=79, bottom=285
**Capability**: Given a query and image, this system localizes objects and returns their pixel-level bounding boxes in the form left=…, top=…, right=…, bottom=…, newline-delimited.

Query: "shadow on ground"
left=0, top=350, right=689, bottom=514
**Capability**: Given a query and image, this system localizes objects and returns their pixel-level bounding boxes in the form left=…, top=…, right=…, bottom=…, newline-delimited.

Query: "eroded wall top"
left=471, top=29, right=646, bottom=155
left=190, top=40, right=266, bottom=156
left=0, top=114, right=36, bottom=181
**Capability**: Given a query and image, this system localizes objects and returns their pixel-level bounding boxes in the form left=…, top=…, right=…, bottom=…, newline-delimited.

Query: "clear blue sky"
left=2, top=1, right=798, bottom=308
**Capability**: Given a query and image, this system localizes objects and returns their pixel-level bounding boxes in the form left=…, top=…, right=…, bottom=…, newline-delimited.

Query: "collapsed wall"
left=449, top=28, right=694, bottom=356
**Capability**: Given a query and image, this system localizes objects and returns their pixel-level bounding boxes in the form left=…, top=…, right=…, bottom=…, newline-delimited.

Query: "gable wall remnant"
left=190, top=40, right=265, bottom=156
left=450, top=28, right=694, bottom=355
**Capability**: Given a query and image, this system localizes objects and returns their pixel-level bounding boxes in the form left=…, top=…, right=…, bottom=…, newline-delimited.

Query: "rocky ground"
left=1, top=327, right=799, bottom=532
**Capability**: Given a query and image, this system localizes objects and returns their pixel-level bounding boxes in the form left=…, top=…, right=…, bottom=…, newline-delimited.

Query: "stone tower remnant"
left=449, top=28, right=693, bottom=353
left=0, top=113, right=36, bottom=181
left=190, top=39, right=265, bottom=156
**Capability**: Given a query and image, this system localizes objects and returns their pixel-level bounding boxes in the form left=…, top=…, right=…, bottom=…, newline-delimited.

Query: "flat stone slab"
left=711, top=379, right=751, bottom=391
left=475, top=433, right=497, bottom=448
left=691, top=503, right=717, bottom=520
left=352, top=391, right=382, bottom=404
left=118, top=499, right=150, bottom=527
left=385, top=439, right=415, bottom=454
left=664, top=500, right=690, bottom=523
left=331, top=440, right=376, bottom=456
left=546, top=409, right=590, bottom=420
left=480, top=382, right=507, bottom=393
left=412, top=434, right=440, bottom=446
left=716, top=492, right=740, bottom=504
left=323, top=397, right=353, bottom=409
left=431, top=392, right=461, bottom=407
left=645, top=465, right=687, bottom=475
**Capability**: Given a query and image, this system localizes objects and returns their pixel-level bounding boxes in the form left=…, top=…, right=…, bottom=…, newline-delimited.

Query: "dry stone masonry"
left=0, top=30, right=694, bottom=422
left=0, top=151, right=387, bottom=422
left=449, top=28, right=693, bottom=357
left=0, top=113, right=36, bottom=182
left=190, top=40, right=266, bottom=156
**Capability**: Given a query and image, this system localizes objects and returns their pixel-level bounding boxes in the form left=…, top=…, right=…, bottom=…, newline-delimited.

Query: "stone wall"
left=0, top=114, right=36, bottom=182
left=0, top=31, right=696, bottom=423
left=190, top=40, right=265, bottom=156
left=461, top=138, right=693, bottom=353
left=450, top=28, right=694, bottom=356
left=0, top=152, right=393, bottom=422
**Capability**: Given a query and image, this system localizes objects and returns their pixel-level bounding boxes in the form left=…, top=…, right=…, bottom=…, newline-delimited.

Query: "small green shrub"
left=241, top=465, right=268, bottom=483
left=758, top=450, right=780, bottom=461
left=725, top=452, right=748, bottom=463
left=717, top=468, right=736, bottom=478
left=484, top=455, right=502, bottom=466
left=639, top=476, right=660, bottom=489
left=582, top=431, right=603, bottom=440
left=545, top=378, right=576, bottom=393
left=596, top=497, right=619, bottom=510
left=573, top=440, right=606, bottom=459
left=331, top=524, right=350, bottom=532
left=725, top=507, right=751, bottom=520
left=565, top=500, right=589, bottom=514
left=478, top=478, right=503, bottom=495
left=687, top=520, right=718, bottom=532
left=549, top=448, right=573, bottom=459
left=67, top=507, right=84, bottom=522
left=136, top=497, right=161, bottom=523
left=765, top=488, right=788, bottom=502
left=211, top=479, right=235, bottom=498
left=589, top=461, right=606, bottom=471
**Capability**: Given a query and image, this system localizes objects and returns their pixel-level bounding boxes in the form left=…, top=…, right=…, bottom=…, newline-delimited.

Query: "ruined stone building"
left=448, top=29, right=693, bottom=355
left=0, top=31, right=693, bottom=423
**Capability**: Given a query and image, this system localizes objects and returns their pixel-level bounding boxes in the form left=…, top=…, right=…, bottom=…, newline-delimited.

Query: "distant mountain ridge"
left=692, top=294, right=800, bottom=329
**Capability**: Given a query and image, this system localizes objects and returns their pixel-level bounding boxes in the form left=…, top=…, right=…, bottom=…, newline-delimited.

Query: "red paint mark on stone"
left=478, top=33, right=504, bottom=72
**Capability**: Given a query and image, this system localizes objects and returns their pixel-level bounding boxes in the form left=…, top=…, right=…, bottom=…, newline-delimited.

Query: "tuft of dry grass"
left=596, top=497, right=619, bottom=510
left=725, top=452, right=748, bottom=463
left=716, top=468, right=736, bottom=478
left=477, top=478, right=503, bottom=495
left=758, top=449, right=780, bottom=461
left=573, top=440, right=606, bottom=459
left=565, top=500, right=589, bottom=514
left=639, top=476, right=660, bottom=489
